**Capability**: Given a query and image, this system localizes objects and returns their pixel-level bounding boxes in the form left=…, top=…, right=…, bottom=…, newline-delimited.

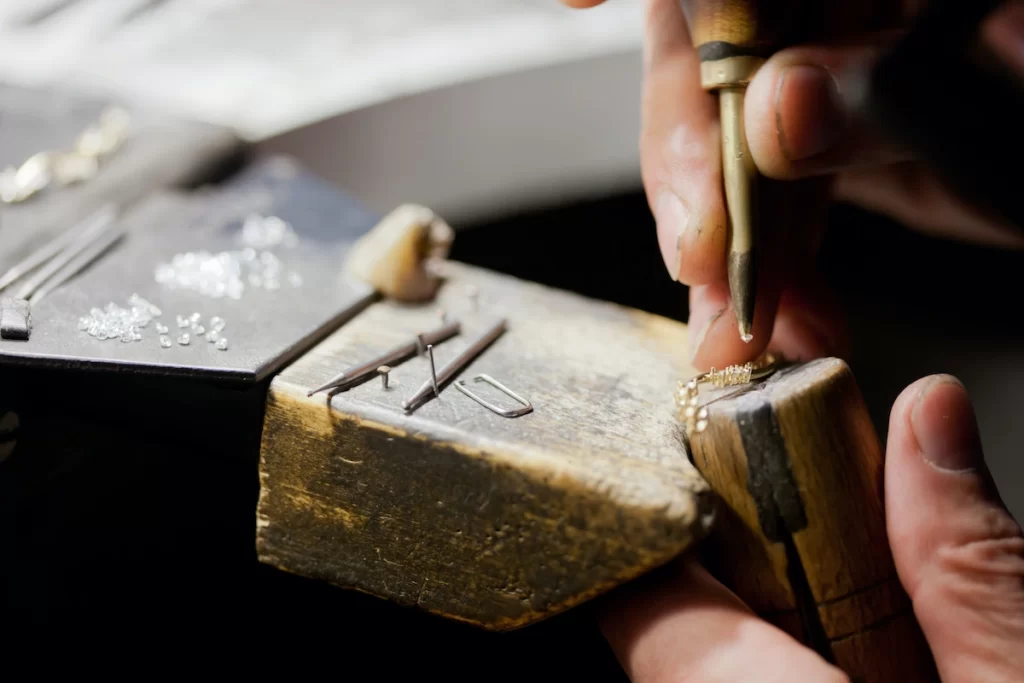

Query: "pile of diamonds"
left=153, top=213, right=302, bottom=300
left=78, top=293, right=161, bottom=342
left=78, top=293, right=228, bottom=350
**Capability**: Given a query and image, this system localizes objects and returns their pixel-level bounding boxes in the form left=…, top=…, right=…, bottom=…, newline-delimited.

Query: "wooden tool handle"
left=679, top=0, right=806, bottom=88
left=688, top=358, right=940, bottom=682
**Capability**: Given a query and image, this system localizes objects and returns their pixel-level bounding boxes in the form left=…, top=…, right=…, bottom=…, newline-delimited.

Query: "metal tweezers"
left=0, top=204, right=122, bottom=339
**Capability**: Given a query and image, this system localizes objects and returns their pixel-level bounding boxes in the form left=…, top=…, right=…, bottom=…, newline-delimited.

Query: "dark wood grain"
left=256, top=260, right=715, bottom=630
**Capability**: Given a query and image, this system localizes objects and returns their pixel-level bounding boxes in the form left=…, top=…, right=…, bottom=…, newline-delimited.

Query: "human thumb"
left=886, top=375, right=1024, bottom=682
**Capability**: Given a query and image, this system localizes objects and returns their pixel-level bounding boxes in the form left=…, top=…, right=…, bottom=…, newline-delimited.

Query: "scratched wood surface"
left=689, top=357, right=939, bottom=682
left=255, top=260, right=714, bottom=630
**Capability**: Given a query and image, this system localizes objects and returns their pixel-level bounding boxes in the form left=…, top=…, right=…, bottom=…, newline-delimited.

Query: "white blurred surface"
left=0, top=0, right=643, bottom=140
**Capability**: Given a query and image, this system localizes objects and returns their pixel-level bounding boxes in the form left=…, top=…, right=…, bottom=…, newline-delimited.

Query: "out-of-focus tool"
left=0, top=204, right=122, bottom=340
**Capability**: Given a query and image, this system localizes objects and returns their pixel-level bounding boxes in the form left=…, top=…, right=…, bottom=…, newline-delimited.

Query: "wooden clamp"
left=690, top=359, right=939, bottom=681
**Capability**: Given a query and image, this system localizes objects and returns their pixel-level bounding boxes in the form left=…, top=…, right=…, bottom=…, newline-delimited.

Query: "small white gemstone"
left=178, top=333, right=190, bottom=345
left=155, top=322, right=168, bottom=334
left=192, top=324, right=205, bottom=335
left=160, top=335, right=172, bottom=348
left=216, top=338, right=228, bottom=350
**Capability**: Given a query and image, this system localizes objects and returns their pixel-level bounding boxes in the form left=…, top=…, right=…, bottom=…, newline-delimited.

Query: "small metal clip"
left=455, top=374, right=533, bottom=418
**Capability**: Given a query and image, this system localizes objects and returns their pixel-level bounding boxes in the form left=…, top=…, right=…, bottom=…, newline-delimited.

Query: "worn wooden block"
left=256, top=260, right=714, bottom=630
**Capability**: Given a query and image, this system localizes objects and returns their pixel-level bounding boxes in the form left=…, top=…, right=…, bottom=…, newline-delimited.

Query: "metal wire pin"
left=455, top=374, right=533, bottom=418
left=378, top=365, right=391, bottom=390
left=427, top=344, right=438, bottom=397
left=402, top=317, right=507, bottom=413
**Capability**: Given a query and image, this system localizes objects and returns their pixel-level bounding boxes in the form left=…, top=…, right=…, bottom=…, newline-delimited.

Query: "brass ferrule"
left=700, top=56, right=766, bottom=91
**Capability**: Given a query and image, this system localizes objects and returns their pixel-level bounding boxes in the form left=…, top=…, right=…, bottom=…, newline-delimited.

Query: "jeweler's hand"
left=596, top=373, right=1024, bottom=682
left=558, top=0, right=1024, bottom=371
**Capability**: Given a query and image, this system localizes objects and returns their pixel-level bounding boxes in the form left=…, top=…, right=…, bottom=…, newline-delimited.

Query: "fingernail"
left=654, top=190, right=688, bottom=282
left=911, top=376, right=984, bottom=472
left=775, top=65, right=844, bottom=161
left=688, top=306, right=726, bottom=365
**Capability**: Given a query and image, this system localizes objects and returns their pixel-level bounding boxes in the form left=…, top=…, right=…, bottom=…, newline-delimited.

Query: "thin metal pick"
left=455, top=374, right=533, bottom=418
left=427, top=344, right=438, bottom=396
left=306, top=319, right=461, bottom=396
left=402, top=317, right=507, bottom=413
left=0, top=204, right=116, bottom=294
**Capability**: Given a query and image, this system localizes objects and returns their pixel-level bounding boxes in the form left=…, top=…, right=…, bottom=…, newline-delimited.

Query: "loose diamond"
left=160, top=335, right=172, bottom=348
left=78, top=295, right=159, bottom=342
left=238, top=214, right=298, bottom=249
left=155, top=322, right=168, bottom=334
left=216, top=337, right=228, bottom=350
left=178, top=333, right=190, bottom=345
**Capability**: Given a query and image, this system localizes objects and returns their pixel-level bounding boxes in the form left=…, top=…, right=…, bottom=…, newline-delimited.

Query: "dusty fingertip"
left=688, top=306, right=726, bottom=365
left=654, top=190, right=687, bottom=282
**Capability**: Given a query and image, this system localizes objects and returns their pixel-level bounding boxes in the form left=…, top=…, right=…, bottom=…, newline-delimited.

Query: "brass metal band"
left=700, top=56, right=766, bottom=90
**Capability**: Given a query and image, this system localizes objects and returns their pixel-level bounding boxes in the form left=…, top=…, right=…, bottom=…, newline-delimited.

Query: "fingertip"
left=768, top=280, right=850, bottom=362
left=597, top=556, right=847, bottom=683
left=676, top=208, right=729, bottom=285
left=884, top=374, right=1024, bottom=681
left=746, top=41, right=910, bottom=179
left=747, top=58, right=846, bottom=178
left=886, top=374, right=972, bottom=481
left=688, top=281, right=773, bottom=370
left=646, top=127, right=728, bottom=286
left=888, top=375, right=934, bottom=437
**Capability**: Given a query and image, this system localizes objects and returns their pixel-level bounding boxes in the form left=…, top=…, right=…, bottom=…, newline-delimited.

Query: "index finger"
left=598, top=556, right=848, bottom=683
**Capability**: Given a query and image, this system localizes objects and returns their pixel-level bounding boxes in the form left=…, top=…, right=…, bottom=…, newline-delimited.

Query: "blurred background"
left=1, top=0, right=1019, bottom=518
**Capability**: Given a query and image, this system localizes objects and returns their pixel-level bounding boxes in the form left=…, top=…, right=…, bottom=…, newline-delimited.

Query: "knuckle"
left=916, top=508, right=1024, bottom=633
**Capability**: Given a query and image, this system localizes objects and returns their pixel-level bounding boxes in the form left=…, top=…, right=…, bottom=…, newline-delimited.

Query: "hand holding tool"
left=678, top=0, right=801, bottom=343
